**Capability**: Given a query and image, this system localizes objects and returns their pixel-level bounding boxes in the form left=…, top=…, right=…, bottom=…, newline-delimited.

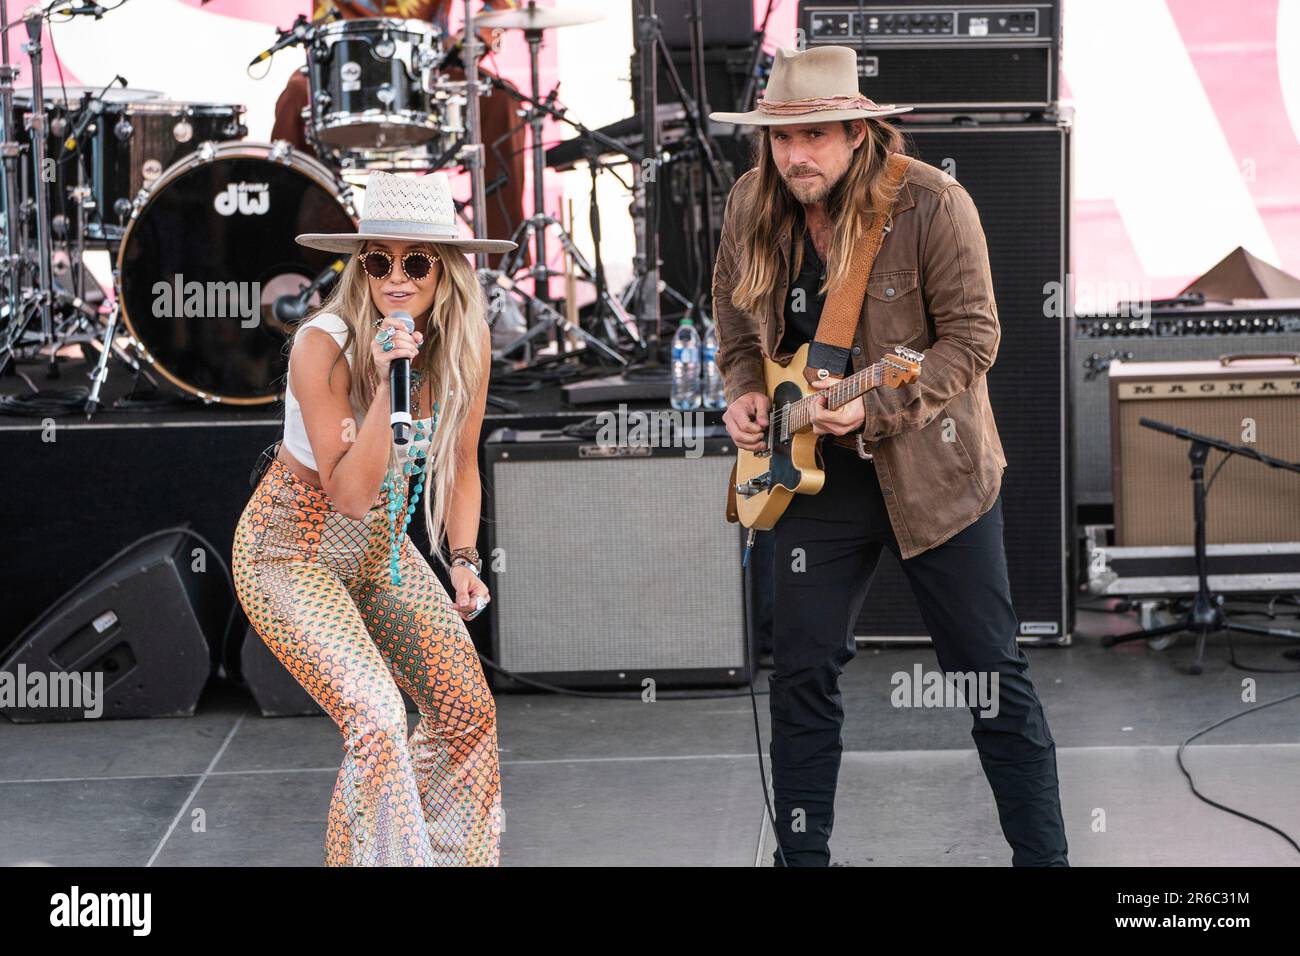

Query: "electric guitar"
left=730, top=344, right=924, bottom=530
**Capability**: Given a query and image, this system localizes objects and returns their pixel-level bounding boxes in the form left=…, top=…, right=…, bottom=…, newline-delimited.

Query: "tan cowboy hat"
left=296, top=170, right=517, bottom=255
left=710, top=46, right=913, bottom=126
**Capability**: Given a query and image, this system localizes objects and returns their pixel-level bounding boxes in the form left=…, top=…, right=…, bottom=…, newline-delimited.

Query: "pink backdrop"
left=5, top=0, right=1299, bottom=307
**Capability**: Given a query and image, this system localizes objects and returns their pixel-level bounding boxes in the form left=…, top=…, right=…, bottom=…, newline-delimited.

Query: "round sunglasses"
left=360, top=249, right=440, bottom=281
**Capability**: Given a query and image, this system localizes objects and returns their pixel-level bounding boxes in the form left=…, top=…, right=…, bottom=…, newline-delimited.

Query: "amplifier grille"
left=854, top=46, right=1053, bottom=107
left=1115, top=393, right=1300, bottom=546
left=490, top=448, right=747, bottom=674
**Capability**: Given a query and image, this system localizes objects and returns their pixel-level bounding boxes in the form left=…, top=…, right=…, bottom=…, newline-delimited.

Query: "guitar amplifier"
left=1110, top=356, right=1300, bottom=547
left=483, top=425, right=751, bottom=689
left=798, top=1, right=1062, bottom=111
left=1073, top=305, right=1300, bottom=506
left=855, top=117, right=1071, bottom=644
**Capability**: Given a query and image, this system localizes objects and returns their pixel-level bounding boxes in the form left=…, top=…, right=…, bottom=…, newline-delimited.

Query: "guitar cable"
left=742, top=533, right=788, bottom=868
left=471, top=532, right=790, bottom=866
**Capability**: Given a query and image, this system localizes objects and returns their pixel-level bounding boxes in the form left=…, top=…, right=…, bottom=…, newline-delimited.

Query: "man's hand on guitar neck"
left=808, top=377, right=867, bottom=436
left=723, top=392, right=771, bottom=452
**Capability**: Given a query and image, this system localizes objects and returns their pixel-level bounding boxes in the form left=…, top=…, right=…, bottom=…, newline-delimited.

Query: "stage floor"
left=2, top=606, right=1298, bottom=867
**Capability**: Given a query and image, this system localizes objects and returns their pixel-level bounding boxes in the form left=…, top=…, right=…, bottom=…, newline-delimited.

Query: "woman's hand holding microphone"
left=370, top=317, right=423, bottom=383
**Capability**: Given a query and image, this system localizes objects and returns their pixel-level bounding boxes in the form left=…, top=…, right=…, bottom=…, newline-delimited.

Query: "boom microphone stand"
left=1102, top=418, right=1300, bottom=674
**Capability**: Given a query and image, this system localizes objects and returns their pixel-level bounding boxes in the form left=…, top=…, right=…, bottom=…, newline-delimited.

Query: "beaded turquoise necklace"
left=380, top=367, right=439, bottom=585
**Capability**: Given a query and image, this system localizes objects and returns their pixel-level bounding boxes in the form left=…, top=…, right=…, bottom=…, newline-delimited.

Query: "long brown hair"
left=285, top=243, right=487, bottom=573
left=730, top=118, right=906, bottom=314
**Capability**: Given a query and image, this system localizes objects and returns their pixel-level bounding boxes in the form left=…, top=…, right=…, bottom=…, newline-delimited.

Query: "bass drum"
left=116, top=142, right=357, bottom=405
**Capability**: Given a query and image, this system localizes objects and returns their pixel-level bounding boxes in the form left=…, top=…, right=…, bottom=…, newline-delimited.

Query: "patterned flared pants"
left=231, top=457, right=501, bottom=866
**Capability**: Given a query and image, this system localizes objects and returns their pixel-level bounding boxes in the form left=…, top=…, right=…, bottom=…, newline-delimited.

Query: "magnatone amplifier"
left=1110, top=355, right=1300, bottom=546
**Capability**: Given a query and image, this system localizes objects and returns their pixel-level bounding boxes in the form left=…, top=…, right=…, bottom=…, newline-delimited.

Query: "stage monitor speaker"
left=853, top=115, right=1072, bottom=643
left=483, top=425, right=750, bottom=689
left=0, top=528, right=223, bottom=721
left=1072, top=306, right=1300, bottom=507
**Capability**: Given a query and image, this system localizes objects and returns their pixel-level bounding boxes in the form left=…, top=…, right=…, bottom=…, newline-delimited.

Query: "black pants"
left=768, top=441, right=1069, bottom=866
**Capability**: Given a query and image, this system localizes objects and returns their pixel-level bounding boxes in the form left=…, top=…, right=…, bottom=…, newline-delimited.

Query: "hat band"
left=755, top=93, right=894, bottom=116
left=357, top=218, right=459, bottom=240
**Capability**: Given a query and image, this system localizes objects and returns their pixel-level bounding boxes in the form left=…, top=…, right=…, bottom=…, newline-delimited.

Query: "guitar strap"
left=726, top=152, right=911, bottom=524
left=801, top=151, right=911, bottom=386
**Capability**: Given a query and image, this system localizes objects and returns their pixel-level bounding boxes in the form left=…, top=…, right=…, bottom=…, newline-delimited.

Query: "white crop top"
left=282, top=312, right=436, bottom=472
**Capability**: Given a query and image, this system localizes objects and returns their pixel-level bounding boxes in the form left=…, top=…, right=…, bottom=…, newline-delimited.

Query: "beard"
left=783, top=173, right=831, bottom=204
left=781, top=159, right=848, bottom=204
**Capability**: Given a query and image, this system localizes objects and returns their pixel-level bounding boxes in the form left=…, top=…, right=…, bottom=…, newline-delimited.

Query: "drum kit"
left=0, top=0, right=704, bottom=418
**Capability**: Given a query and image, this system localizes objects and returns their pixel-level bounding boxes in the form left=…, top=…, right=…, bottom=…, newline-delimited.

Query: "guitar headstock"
left=881, top=347, right=923, bottom=387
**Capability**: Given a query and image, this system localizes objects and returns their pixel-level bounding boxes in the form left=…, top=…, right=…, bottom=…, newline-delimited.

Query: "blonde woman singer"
left=231, top=171, right=515, bottom=866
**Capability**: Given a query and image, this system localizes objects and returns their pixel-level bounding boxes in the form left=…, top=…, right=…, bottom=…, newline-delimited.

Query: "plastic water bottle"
left=702, top=324, right=726, bottom=409
left=671, top=318, right=702, bottom=410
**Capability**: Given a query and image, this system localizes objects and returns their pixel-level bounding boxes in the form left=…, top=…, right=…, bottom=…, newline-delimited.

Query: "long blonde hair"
left=730, top=118, right=906, bottom=314
left=287, top=243, right=487, bottom=573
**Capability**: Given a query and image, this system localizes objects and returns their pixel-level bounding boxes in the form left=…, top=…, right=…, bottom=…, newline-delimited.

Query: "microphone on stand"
left=271, top=260, right=344, bottom=325
left=388, top=311, right=414, bottom=445
left=53, top=2, right=106, bottom=17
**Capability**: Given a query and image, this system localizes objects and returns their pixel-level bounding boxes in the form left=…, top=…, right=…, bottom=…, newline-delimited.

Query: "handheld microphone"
left=388, top=311, right=414, bottom=446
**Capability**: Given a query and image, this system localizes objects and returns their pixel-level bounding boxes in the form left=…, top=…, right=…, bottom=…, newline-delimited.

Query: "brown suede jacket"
left=711, top=154, right=1008, bottom=558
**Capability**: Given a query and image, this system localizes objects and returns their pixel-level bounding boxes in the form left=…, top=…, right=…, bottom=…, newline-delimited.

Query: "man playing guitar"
left=711, top=46, right=1069, bottom=867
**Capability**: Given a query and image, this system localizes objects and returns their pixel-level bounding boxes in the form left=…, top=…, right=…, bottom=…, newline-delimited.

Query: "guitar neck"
left=782, top=362, right=889, bottom=437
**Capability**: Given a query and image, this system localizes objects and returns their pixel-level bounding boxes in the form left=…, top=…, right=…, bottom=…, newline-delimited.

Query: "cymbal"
left=474, top=4, right=604, bottom=31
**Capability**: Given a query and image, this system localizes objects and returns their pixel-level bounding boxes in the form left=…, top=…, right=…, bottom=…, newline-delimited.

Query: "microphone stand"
left=0, top=0, right=25, bottom=353
left=636, top=0, right=663, bottom=380
left=485, top=78, right=641, bottom=353
left=1102, top=418, right=1300, bottom=674
left=461, top=0, right=488, bottom=272
left=737, top=0, right=777, bottom=115
left=21, top=8, right=55, bottom=377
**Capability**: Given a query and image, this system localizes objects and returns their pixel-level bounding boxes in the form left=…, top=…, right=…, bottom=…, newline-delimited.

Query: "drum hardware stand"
left=490, top=80, right=642, bottom=356
left=1101, top=418, right=1300, bottom=674
left=554, top=0, right=690, bottom=402
left=0, top=6, right=70, bottom=378
left=83, top=298, right=145, bottom=417
left=484, top=268, right=626, bottom=366
left=681, top=0, right=730, bottom=307
left=0, top=64, right=26, bottom=343
left=460, top=0, right=489, bottom=271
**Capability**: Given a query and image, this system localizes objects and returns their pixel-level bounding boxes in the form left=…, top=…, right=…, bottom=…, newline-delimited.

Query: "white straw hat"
left=296, top=170, right=517, bottom=255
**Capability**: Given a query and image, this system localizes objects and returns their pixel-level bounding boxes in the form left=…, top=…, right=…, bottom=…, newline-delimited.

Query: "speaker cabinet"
left=854, top=116, right=1072, bottom=643
left=0, top=528, right=223, bottom=721
left=483, top=426, right=750, bottom=688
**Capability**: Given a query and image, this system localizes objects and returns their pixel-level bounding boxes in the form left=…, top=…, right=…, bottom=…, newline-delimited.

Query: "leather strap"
left=802, top=152, right=911, bottom=387
left=725, top=459, right=740, bottom=523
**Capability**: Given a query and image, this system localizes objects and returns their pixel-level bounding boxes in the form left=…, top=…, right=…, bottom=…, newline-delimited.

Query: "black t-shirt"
left=779, top=230, right=826, bottom=354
